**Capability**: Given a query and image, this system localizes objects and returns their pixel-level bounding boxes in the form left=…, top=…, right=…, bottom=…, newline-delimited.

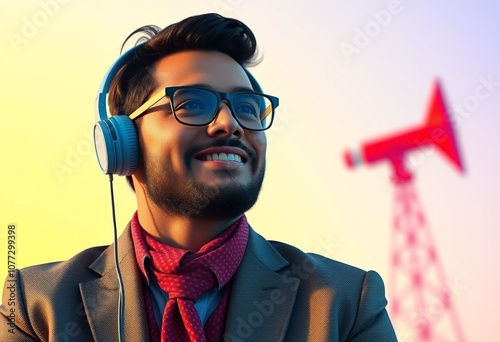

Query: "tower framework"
left=389, top=177, right=466, bottom=342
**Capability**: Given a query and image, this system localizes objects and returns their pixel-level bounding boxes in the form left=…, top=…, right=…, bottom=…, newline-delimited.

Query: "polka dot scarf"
left=132, top=214, right=249, bottom=342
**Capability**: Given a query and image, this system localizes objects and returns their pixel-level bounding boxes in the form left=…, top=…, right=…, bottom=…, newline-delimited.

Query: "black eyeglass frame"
left=128, top=86, right=279, bottom=131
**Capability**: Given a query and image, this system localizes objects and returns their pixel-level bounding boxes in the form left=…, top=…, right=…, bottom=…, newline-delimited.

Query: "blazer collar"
left=79, top=223, right=150, bottom=342
left=224, top=227, right=299, bottom=341
left=78, top=223, right=299, bottom=342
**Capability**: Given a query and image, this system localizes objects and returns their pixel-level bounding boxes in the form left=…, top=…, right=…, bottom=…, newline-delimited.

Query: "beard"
left=140, top=140, right=265, bottom=220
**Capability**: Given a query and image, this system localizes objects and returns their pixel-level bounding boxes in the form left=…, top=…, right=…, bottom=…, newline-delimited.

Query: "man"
left=0, top=13, right=397, bottom=341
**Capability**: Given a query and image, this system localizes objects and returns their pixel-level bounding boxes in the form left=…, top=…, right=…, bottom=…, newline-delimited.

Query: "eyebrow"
left=186, top=83, right=255, bottom=93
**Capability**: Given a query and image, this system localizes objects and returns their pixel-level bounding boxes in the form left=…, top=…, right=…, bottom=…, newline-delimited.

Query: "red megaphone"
left=344, top=81, right=464, bottom=182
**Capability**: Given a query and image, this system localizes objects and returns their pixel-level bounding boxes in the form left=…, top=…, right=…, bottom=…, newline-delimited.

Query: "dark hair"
left=109, top=13, right=260, bottom=116
left=107, top=13, right=260, bottom=189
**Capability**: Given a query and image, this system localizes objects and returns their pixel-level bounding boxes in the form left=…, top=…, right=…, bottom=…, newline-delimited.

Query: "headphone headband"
left=95, top=44, right=143, bottom=122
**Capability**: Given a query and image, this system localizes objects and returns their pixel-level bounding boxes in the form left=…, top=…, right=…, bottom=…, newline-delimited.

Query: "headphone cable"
left=109, top=174, right=125, bottom=342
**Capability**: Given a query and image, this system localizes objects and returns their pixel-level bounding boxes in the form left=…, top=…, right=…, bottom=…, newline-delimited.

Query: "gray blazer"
left=0, top=224, right=397, bottom=341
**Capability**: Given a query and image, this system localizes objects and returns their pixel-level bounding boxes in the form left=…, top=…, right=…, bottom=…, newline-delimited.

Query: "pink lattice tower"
left=344, top=81, right=466, bottom=341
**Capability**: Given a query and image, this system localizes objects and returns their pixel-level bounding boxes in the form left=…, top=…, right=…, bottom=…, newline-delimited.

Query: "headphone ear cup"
left=94, top=115, right=139, bottom=176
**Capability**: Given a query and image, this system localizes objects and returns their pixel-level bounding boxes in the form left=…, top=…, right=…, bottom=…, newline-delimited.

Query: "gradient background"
left=1, top=0, right=499, bottom=340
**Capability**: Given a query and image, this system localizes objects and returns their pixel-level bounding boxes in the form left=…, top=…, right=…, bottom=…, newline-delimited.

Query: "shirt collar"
left=130, top=211, right=248, bottom=288
left=130, top=211, right=152, bottom=283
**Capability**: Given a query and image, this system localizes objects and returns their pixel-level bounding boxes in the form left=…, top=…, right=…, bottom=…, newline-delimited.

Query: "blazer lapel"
left=79, top=224, right=150, bottom=342
left=224, top=228, right=299, bottom=341
left=77, top=224, right=298, bottom=341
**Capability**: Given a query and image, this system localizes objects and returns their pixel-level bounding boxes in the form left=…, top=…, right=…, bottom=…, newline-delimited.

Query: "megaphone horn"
left=344, top=80, right=464, bottom=182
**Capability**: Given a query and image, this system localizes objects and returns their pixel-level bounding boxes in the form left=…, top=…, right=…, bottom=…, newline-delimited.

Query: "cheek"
left=250, top=132, right=267, bottom=162
left=139, top=119, right=187, bottom=172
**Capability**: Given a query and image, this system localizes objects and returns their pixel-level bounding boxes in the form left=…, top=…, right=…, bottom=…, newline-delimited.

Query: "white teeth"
left=227, top=153, right=242, bottom=162
left=203, top=153, right=242, bottom=162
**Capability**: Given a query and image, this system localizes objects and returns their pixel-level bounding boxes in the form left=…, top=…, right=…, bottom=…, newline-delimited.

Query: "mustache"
left=186, top=139, right=256, bottom=162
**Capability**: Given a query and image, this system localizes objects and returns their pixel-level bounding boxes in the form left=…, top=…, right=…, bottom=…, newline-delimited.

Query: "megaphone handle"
left=390, top=157, right=413, bottom=184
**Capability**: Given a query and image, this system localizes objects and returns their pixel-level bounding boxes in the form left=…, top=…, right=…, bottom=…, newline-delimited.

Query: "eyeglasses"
left=128, top=86, right=279, bottom=131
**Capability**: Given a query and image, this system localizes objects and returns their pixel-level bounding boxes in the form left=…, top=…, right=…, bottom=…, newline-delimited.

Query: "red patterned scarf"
left=131, top=213, right=249, bottom=341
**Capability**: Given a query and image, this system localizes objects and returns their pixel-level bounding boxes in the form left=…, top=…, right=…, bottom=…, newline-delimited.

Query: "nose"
left=206, top=101, right=244, bottom=138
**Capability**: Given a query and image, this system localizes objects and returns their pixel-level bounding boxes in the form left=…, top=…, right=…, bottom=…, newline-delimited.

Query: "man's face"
left=134, top=50, right=267, bottom=219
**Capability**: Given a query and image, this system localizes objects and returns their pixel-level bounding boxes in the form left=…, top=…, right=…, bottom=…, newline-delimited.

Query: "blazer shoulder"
left=266, top=240, right=396, bottom=341
left=0, top=245, right=110, bottom=340
left=17, top=245, right=109, bottom=293
left=268, top=240, right=368, bottom=280
left=267, top=240, right=388, bottom=307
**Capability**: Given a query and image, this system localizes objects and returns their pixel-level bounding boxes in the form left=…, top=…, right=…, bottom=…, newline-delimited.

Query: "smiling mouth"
left=197, top=152, right=245, bottom=163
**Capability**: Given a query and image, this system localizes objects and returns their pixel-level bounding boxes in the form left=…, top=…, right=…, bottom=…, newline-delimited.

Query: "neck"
left=136, top=195, right=240, bottom=252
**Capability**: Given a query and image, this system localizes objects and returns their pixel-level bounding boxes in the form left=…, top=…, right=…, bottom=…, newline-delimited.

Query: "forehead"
left=152, top=50, right=252, bottom=92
